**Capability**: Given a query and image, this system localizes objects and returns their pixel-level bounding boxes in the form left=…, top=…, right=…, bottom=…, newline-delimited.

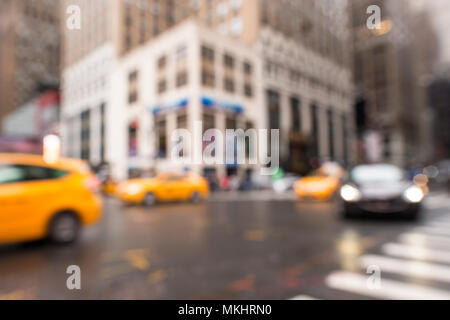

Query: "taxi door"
left=0, top=164, right=62, bottom=243
left=0, top=164, right=36, bottom=242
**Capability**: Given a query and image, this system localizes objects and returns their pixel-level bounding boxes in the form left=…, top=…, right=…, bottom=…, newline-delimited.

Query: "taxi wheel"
left=191, top=191, right=201, bottom=203
left=143, top=192, right=156, bottom=207
left=49, top=212, right=80, bottom=244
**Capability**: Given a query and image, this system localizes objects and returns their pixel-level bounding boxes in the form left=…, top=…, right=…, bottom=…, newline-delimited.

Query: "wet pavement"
left=0, top=191, right=450, bottom=300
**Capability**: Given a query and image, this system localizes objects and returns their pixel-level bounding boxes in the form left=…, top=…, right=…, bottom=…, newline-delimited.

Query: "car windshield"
left=351, top=165, right=404, bottom=184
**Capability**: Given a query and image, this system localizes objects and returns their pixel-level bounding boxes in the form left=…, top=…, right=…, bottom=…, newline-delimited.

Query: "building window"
left=245, top=121, right=254, bottom=158
left=176, top=71, right=188, bottom=87
left=310, top=104, right=319, bottom=158
left=125, top=35, right=132, bottom=49
left=128, top=92, right=138, bottom=104
left=328, top=109, right=335, bottom=159
left=156, top=118, right=167, bottom=158
left=100, top=103, right=106, bottom=162
left=203, top=113, right=215, bottom=131
left=129, top=70, right=138, bottom=82
left=201, top=45, right=215, bottom=88
left=176, top=45, right=187, bottom=62
left=202, top=71, right=215, bottom=87
left=226, top=116, right=237, bottom=130
left=290, top=97, right=301, bottom=133
left=176, top=113, right=188, bottom=129
left=153, top=22, right=160, bottom=36
left=202, top=112, right=216, bottom=153
left=267, top=90, right=280, bottom=130
left=128, top=70, right=139, bottom=104
left=157, top=55, right=167, bottom=70
left=176, top=113, right=188, bottom=157
left=244, top=84, right=253, bottom=97
left=80, top=110, right=90, bottom=161
left=224, top=53, right=235, bottom=69
left=157, top=79, right=167, bottom=93
left=243, top=61, right=252, bottom=75
left=224, top=78, right=235, bottom=93
left=290, top=69, right=301, bottom=83
left=128, top=121, right=138, bottom=157
left=342, top=113, right=349, bottom=166
left=201, top=45, right=215, bottom=62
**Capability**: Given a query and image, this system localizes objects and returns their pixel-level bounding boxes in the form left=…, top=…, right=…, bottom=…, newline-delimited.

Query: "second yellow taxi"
left=294, top=162, right=344, bottom=201
left=116, top=172, right=210, bottom=206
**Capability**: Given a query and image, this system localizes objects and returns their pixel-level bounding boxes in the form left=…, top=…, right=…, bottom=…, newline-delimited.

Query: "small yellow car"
left=0, top=153, right=102, bottom=245
left=116, top=172, right=210, bottom=206
left=294, top=175, right=340, bottom=201
left=102, top=178, right=117, bottom=196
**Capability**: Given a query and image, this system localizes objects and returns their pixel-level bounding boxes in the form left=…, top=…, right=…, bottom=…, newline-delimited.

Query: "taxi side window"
left=0, top=164, right=68, bottom=185
left=166, top=175, right=185, bottom=182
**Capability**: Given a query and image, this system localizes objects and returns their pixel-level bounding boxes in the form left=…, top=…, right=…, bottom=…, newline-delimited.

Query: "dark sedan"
left=339, top=164, right=425, bottom=219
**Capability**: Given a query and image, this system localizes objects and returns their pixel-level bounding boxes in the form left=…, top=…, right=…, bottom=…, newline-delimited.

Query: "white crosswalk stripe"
left=382, top=242, right=450, bottom=264
left=360, top=254, right=450, bottom=283
left=413, top=226, right=450, bottom=237
left=290, top=203, right=450, bottom=300
left=289, top=295, right=319, bottom=300
left=424, top=194, right=450, bottom=210
left=326, top=271, right=450, bottom=300
left=399, top=232, right=450, bottom=248
left=426, top=221, right=450, bottom=228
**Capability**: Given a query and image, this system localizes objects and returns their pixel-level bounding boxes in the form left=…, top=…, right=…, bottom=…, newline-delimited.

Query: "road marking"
left=425, top=194, right=450, bottom=205
left=431, top=218, right=450, bottom=225
left=426, top=221, right=450, bottom=229
left=124, top=249, right=150, bottom=271
left=289, top=295, right=319, bottom=300
left=425, top=201, right=450, bottom=210
left=399, top=233, right=450, bottom=248
left=360, top=255, right=450, bottom=283
left=147, top=269, right=168, bottom=284
left=326, top=271, right=450, bottom=300
left=413, top=226, right=450, bottom=237
left=382, top=242, right=450, bottom=264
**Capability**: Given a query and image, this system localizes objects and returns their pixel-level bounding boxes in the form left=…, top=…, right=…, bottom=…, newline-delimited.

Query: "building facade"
left=0, top=0, right=60, bottom=130
left=61, top=1, right=355, bottom=179
left=108, top=21, right=263, bottom=179
left=350, top=0, right=436, bottom=167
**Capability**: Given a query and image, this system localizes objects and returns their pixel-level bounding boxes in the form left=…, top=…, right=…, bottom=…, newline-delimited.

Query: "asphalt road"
left=0, top=191, right=450, bottom=300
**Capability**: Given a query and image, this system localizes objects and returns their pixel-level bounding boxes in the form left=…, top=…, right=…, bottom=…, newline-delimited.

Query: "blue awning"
left=201, top=96, right=243, bottom=114
left=151, top=98, right=188, bottom=115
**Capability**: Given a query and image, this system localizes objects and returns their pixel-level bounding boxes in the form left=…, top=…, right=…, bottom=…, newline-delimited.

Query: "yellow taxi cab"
left=294, top=162, right=344, bottom=201
left=0, top=153, right=102, bottom=245
left=102, top=178, right=117, bottom=196
left=116, top=172, right=210, bottom=206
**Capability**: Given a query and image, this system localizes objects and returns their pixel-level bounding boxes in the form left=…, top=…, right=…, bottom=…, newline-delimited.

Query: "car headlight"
left=125, top=183, right=143, bottom=195
left=403, top=186, right=424, bottom=203
left=340, top=184, right=361, bottom=202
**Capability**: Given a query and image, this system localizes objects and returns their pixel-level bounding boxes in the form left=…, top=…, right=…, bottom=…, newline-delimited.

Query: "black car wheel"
left=191, top=191, right=201, bottom=203
left=48, top=212, right=80, bottom=244
left=143, top=192, right=156, bottom=207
